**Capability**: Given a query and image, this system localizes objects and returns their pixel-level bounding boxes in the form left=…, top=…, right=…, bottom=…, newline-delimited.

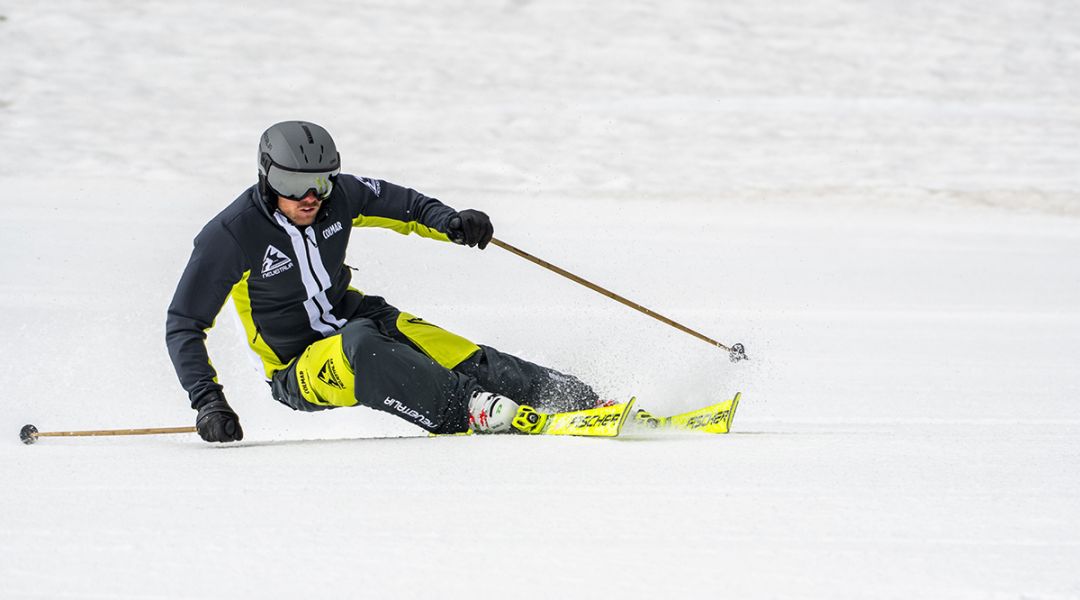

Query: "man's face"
left=276, top=192, right=322, bottom=226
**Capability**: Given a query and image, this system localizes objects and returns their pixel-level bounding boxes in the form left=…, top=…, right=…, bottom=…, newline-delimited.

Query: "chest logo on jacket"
left=322, top=221, right=344, bottom=240
left=261, top=244, right=294, bottom=278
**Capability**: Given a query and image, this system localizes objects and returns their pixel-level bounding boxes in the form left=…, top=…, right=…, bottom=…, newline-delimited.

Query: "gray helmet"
left=258, top=121, right=341, bottom=200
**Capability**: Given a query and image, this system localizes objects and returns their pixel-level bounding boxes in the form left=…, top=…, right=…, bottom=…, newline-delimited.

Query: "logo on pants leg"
left=383, top=396, right=435, bottom=428
left=317, top=359, right=346, bottom=389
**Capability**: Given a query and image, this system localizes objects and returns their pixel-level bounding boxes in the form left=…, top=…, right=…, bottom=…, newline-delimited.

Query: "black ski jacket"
left=166, top=174, right=459, bottom=407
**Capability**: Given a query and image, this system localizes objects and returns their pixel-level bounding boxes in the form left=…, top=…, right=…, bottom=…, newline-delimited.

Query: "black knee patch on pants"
left=454, top=345, right=600, bottom=412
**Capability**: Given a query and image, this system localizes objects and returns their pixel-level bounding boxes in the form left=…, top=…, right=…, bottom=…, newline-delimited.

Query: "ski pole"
left=19, top=423, right=197, bottom=445
left=490, top=237, right=748, bottom=362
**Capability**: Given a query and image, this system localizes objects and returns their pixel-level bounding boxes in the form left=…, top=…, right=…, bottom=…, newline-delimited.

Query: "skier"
left=166, top=120, right=600, bottom=443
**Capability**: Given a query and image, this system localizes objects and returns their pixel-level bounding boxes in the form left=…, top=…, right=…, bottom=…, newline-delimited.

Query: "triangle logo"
left=261, top=245, right=293, bottom=277
left=318, top=359, right=346, bottom=390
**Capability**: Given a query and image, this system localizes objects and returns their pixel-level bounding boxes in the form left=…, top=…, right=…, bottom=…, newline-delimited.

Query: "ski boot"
left=468, top=391, right=521, bottom=434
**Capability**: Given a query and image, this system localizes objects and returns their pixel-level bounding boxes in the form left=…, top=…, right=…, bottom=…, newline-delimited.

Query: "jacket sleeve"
left=166, top=220, right=247, bottom=408
left=343, top=174, right=458, bottom=241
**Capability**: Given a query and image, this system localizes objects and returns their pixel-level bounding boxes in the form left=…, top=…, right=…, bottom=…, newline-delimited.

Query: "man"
left=166, top=121, right=600, bottom=443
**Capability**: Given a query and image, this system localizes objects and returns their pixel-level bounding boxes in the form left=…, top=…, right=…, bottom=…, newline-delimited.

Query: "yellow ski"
left=633, top=392, right=742, bottom=434
left=433, top=394, right=737, bottom=439
left=512, top=398, right=636, bottom=437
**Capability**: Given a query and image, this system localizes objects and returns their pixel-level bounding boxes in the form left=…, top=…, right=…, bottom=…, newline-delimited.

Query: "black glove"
left=447, top=209, right=494, bottom=249
left=194, top=390, right=244, bottom=443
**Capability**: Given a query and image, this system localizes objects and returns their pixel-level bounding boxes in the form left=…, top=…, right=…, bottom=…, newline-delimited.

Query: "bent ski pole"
left=490, top=237, right=747, bottom=362
left=20, top=424, right=196, bottom=445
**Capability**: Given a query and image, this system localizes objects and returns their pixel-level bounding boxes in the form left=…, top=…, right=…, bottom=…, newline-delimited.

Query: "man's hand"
left=194, top=390, right=244, bottom=443
left=448, top=209, right=494, bottom=249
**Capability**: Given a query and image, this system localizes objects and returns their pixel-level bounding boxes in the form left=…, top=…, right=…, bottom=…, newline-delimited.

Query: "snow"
left=2, top=0, right=1079, bottom=598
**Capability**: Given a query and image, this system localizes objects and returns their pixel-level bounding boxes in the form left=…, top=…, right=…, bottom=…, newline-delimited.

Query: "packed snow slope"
left=2, top=0, right=1079, bottom=598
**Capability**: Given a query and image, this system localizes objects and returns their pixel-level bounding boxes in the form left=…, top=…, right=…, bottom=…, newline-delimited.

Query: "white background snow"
left=2, top=0, right=1079, bottom=597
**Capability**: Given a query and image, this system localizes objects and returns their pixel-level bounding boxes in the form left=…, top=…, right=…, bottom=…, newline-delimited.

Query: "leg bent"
left=271, top=320, right=478, bottom=433
left=346, top=294, right=601, bottom=413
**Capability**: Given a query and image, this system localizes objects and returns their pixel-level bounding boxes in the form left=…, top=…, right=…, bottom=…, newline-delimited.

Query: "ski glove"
left=194, top=390, right=244, bottom=443
left=448, top=209, right=494, bottom=249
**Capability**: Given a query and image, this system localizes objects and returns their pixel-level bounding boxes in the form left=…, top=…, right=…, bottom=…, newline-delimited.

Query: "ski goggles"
left=264, top=160, right=340, bottom=201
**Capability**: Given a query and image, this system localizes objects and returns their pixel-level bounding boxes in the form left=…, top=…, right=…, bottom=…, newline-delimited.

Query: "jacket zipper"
left=300, top=227, right=339, bottom=330
left=301, top=228, right=326, bottom=293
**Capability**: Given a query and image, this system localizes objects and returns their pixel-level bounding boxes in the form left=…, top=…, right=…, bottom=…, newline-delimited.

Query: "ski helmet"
left=258, top=121, right=341, bottom=200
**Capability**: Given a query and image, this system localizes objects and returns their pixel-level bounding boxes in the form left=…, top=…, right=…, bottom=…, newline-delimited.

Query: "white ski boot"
left=468, top=391, right=521, bottom=434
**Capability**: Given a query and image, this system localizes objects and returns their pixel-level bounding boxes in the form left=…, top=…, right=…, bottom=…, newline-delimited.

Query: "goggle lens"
left=266, top=164, right=339, bottom=200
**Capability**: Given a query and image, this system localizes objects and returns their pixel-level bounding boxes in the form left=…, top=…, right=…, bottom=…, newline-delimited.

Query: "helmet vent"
left=259, top=121, right=337, bottom=175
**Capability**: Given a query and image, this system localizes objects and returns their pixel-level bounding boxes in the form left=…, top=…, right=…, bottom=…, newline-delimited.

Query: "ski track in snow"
left=1, top=0, right=1079, bottom=598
